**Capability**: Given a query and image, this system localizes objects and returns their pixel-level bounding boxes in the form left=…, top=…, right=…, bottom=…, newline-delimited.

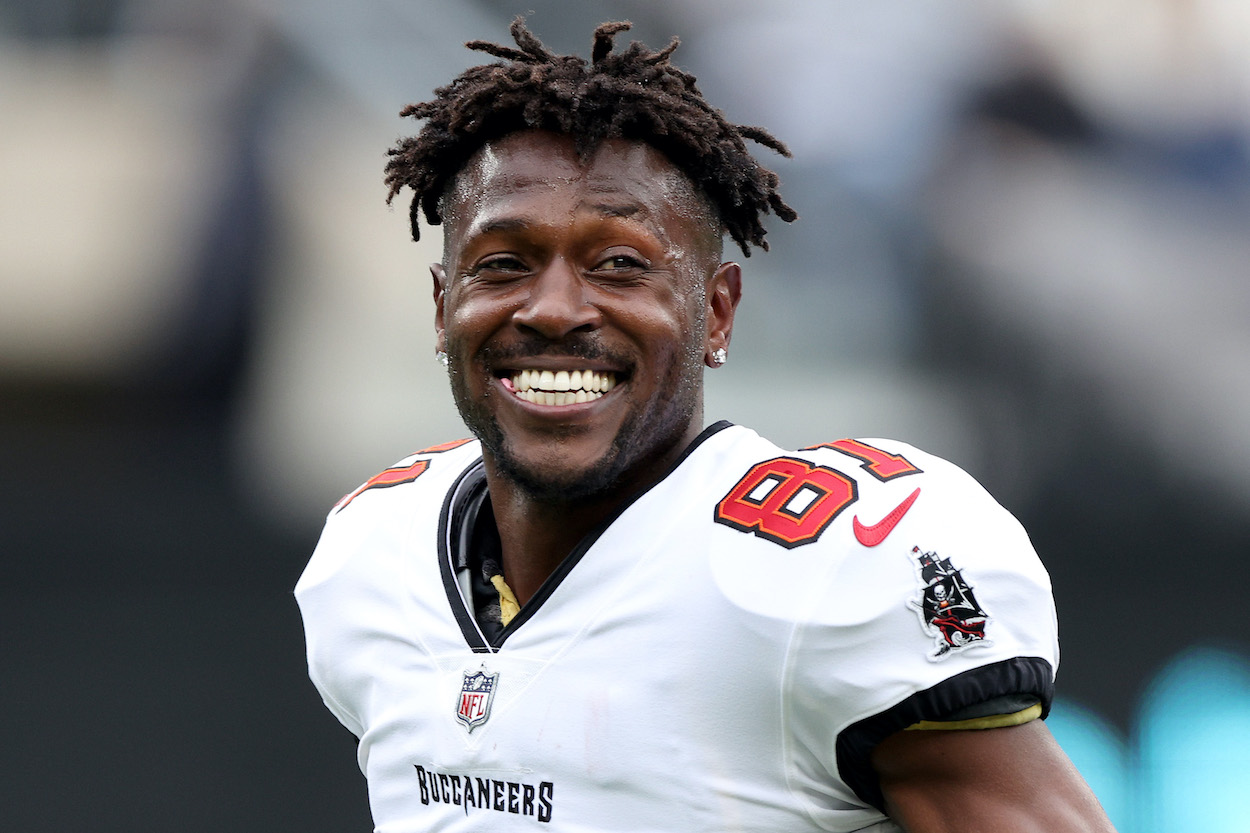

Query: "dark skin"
left=873, top=720, right=1117, bottom=832
left=431, top=129, right=1115, bottom=832
left=432, top=131, right=739, bottom=605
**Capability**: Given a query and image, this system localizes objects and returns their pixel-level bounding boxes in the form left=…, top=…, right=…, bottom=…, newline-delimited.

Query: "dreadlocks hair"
left=383, top=17, right=797, bottom=256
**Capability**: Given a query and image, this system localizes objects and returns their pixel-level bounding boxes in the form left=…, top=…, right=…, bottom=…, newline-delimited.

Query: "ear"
left=704, top=262, right=742, bottom=368
left=431, top=263, right=448, bottom=355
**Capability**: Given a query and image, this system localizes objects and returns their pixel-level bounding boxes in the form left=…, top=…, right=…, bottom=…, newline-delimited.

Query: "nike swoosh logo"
left=853, top=487, right=921, bottom=547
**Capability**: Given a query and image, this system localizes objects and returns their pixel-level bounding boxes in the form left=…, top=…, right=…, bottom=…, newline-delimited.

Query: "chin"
left=494, top=446, right=625, bottom=504
left=457, top=356, right=702, bottom=505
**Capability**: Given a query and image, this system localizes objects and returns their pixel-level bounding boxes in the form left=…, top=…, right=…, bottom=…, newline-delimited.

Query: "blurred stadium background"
left=2, top=1, right=1248, bottom=830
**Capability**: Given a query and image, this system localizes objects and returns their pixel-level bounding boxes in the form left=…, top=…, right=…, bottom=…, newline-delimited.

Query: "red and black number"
left=715, top=457, right=858, bottom=549
left=803, top=439, right=921, bottom=482
left=335, top=459, right=431, bottom=511
left=334, top=438, right=470, bottom=511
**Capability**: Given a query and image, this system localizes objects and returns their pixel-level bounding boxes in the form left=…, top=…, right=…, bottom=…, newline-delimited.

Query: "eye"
left=473, top=255, right=528, bottom=276
left=591, top=254, right=646, bottom=272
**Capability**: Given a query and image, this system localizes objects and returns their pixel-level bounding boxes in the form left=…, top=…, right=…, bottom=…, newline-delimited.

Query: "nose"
left=512, top=258, right=602, bottom=339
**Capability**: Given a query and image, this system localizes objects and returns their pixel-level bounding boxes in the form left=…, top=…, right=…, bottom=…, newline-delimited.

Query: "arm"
left=871, top=719, right=1117, bottom=833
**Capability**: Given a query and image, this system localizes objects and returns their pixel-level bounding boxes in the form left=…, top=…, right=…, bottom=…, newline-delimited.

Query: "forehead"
left=442, top=131, right=714, bottom=246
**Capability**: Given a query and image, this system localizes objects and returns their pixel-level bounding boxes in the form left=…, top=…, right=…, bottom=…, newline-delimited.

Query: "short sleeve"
left=785, top=440, right=1059, bottom=813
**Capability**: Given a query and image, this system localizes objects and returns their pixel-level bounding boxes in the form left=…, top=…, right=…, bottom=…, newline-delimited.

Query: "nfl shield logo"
left=456, top=668, right=499, bottom=732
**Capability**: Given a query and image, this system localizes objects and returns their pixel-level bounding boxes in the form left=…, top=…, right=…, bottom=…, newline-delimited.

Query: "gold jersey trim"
left=905, top=702, right=1043, bottom=732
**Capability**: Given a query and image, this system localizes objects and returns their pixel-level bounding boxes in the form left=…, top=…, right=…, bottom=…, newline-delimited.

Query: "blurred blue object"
left=1047, top=699, right=1133, bottom=831
left=1051, top=646, right=1250, bottom=833
left=1137, top=647, right=1250, bottom=833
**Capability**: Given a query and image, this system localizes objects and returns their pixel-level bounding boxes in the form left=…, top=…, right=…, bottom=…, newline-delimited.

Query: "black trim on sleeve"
left=834, top=655, right=1054, bottom=813
left=938, top=692, right=1040, bottom=722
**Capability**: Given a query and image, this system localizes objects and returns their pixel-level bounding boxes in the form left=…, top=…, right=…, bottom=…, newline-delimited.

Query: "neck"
left=485, top=486, right=620, bottom=606
left=480, top=422, right=705, bottom=606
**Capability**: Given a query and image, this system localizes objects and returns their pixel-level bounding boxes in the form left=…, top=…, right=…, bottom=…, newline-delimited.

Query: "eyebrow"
left=477, top=217, right=530, bottom=236
left=591, top=203, right=641, bottom=219
left=475, top=203, right=644, bottom=236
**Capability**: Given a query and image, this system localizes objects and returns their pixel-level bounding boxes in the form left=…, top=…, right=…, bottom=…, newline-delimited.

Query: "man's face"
left=432, top=130, right=739, bottom=503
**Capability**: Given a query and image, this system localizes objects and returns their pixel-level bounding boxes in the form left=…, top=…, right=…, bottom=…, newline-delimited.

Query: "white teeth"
left=507, top=368, right=619, bottom=404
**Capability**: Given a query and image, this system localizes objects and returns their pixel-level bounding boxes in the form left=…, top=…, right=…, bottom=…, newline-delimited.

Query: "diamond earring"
left=435, top=350, right=449, bottom=367
left=710, top=347, right=728, bottom=366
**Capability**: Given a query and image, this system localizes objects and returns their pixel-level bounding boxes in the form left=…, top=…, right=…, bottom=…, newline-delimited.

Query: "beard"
left=445, top=331, right=705, bottom=505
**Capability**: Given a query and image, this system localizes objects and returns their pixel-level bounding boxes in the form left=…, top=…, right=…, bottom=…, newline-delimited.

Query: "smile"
left=504, top=369, right=618, bottom=406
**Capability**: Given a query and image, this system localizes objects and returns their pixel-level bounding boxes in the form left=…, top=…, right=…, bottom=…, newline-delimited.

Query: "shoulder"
left=331, top=437, right=482, bottom=515
left=699, top=427, right=1059, bottom=810
left=699, top=427, right=1054, bottom=633
left=705, top=428, right=1026, bottom=557
left=704, top=426, right=1057, bottom=691
left=295, top=437, right=481, bottom=596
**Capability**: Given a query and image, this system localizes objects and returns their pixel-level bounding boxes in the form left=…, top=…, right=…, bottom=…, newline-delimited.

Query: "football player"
left=297, top=19, right=1116, bottom=833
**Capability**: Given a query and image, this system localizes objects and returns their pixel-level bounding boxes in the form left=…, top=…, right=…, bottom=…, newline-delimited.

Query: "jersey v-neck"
left=436, top=420, right=734, bottom=652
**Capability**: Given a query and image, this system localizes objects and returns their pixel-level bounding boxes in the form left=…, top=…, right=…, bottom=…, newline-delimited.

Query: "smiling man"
left=431, top=131, right=739, bottom=603
left=296, top=19, right=1116, bottom=833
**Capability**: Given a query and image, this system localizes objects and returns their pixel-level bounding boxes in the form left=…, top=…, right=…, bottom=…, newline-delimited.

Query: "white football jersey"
left=296, top=422, right=1058, bottom=832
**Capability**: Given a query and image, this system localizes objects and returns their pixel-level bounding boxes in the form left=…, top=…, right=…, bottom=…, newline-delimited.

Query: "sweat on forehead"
left=440, top=132, right=722, bottom=250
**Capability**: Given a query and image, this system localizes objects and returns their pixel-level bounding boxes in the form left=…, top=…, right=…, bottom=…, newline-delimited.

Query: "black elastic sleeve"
left=834, top=656, right=1054, bottom=812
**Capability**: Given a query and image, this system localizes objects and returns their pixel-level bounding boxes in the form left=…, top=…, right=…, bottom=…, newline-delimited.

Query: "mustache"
left=480, top=335, right=628, bottom=367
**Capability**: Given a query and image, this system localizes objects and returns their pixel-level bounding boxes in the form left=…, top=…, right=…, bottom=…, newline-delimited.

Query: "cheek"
left=667, top=285, right=708, bottom=347
left=619, top=298, right=693, bottom=350
left=651, top=276, right=705, bottom=330
left=444, top=294, right=510, bottom=345
left=627, top=306, right=705, bottom=371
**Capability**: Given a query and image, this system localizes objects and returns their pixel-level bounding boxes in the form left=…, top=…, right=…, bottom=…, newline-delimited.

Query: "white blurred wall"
left=3, top=0, right=1247, bottom=526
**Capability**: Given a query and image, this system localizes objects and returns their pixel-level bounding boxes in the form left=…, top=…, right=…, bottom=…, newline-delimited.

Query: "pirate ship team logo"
left=907, top=546, right=991, bottom=661
left=456, top=667, right=499, bottom=732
